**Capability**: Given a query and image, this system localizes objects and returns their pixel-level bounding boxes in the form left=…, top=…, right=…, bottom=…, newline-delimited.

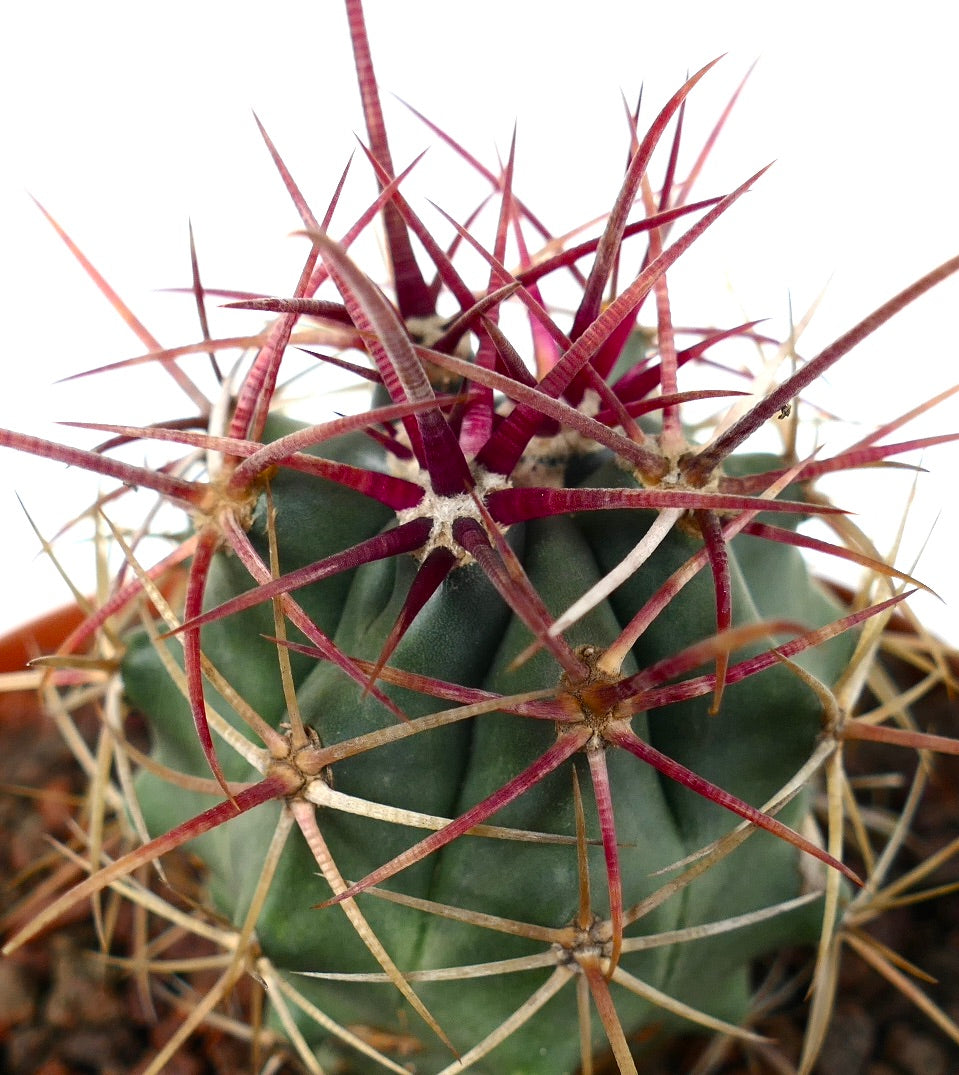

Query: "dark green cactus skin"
left=123, top=421, right=853, bottom=1073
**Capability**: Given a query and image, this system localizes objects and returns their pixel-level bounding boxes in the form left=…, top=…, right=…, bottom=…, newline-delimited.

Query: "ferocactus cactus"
left=4, top=2, right=959, bottom=1072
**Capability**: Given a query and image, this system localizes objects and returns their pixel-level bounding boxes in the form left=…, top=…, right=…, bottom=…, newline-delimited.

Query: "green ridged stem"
left=124, top=427, right=853, bottom=1074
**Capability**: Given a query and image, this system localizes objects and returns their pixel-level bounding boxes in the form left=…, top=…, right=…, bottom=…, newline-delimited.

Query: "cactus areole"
left=5, top=1, right=959, bottom=1072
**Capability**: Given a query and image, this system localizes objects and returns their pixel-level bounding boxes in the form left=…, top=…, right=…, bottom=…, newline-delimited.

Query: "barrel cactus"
left=4, top=2, right=959, bottom=1072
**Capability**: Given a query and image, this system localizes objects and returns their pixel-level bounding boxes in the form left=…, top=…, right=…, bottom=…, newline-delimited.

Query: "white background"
left=2, top=1, right=958, bottom=644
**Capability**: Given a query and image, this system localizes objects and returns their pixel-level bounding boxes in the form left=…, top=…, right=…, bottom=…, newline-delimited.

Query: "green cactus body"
left=123, top=421, right=853, bottom=1073
left=9, top=6, right=957, bottom=1071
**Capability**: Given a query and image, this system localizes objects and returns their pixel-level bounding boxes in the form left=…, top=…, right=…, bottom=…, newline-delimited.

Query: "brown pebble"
left=43, top=937, right=125, bottom=1029
left=0, top=959, right=38, bottom=1033
left=884, top=1020, right=948, bottom=1075
left=816, top=1000, right=876, bottom=1075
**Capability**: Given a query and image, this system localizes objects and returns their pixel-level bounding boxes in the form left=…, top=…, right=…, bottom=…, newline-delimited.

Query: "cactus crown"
left=4, top=2, right=959, bottom=1073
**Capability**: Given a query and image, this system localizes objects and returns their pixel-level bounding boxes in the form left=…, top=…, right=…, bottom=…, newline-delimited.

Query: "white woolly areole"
left=395, top=465, right=512, bottom=564
left=503, top=389, right=605, bottom=489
